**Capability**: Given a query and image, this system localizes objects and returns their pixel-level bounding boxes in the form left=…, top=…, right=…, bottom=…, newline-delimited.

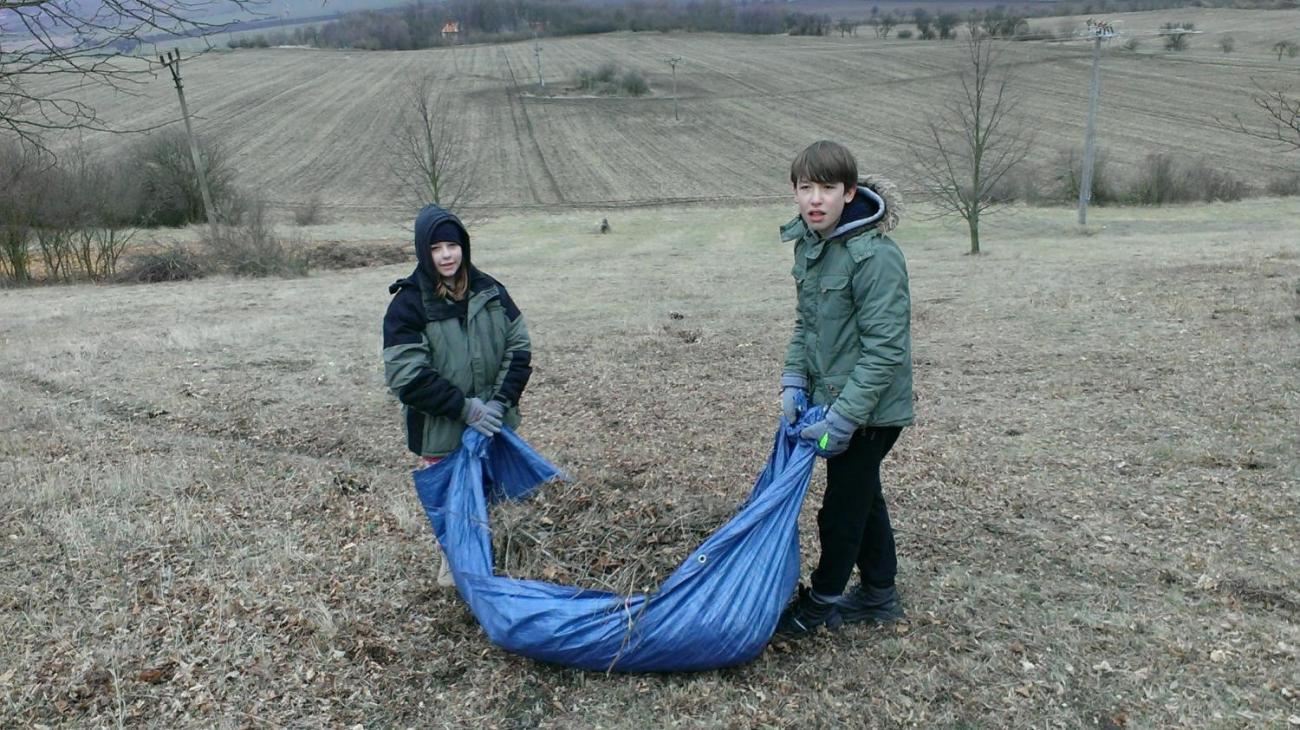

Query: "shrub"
left=1265, top=172, right=1300, bottom=197
left=577, top=62, right=620, bottom=91
left=896, top=29, right=913, bottom=39
left=293, top=197, right=327, bottom=226
left=0, top=142, right=139, bottom=282
left=1129, top=152, right=1181, bottom=204
left=620, top=69, right=649, bottom=97
left=1184, top=159, right=1249, bottom=202
left=985, top=171, right=1023, bottom=204
left=202, top=201, right=310, bottom=277
left=1161, top=22, right=1193, bottom=51
left=1121, top=37, right=1141, bottom=52
left=125, top=129, right=241, bottom=227
left=576, top=63, right=650, bottom=96
left=1128, top=153, right=1247, bottom=205
left=115, top=243, right=207, bottom=283
left=1056, top=146, right=1120, bottom=205
left=0, top=141, right=39, bottom=285
left=1219, top=34, right=1235, bottom=53
left=0, top=224, right=31, bottom=286
left=33, top=227, right=76, bottom=283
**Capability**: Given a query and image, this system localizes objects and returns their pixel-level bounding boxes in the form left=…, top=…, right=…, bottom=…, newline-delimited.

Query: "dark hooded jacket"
left=781, top=177, right=914, bottom=428
left=382, top=205, right=533, bottom=457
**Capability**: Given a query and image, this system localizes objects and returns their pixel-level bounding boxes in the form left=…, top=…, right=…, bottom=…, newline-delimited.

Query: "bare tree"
left=0, top=1, right=263, bottom=151
left=0, top=138, right=41, bottom=283
left=388, top=72, right=481, bottom=213
left=1215, top=80, right=1300, bottom=152
left=913, top=8, right=934, bottom=40
left=911, top=33, right=1033, bottom=254
left=876, top=13, right=897, bottom=39
left=1161, top=22, right=1194, bottom=52
left=1273, top=40, right=1299, bottom=61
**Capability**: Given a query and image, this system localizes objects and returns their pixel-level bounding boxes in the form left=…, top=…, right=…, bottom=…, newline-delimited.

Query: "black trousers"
left=809, top=426, right=903, bottom=597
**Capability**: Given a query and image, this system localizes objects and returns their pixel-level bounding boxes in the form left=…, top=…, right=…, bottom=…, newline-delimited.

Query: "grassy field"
left=29, top=7, right=1300, bottom=219
left=1, top=197, right=1297, bottom=726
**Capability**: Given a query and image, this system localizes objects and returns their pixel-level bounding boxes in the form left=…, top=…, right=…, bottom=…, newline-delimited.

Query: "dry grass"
left=28, top=7, right=1300, bottom=218
left=1, top=198, right=1298, bottom=727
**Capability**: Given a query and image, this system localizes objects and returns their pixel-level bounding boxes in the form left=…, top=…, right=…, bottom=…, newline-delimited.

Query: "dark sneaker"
left=838, top=583, right=904, bottom=624
left=776, top=584, right=843, bottom=636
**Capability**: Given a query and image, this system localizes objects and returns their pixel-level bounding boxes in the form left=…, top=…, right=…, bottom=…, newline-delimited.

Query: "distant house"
left=441, top=21, right=460, bottom=40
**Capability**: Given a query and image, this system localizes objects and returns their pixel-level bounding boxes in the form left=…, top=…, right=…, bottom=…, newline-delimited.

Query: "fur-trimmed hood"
left=827, top=175, right=903, bottom=237
left=856, top=174, right=901, bottom=234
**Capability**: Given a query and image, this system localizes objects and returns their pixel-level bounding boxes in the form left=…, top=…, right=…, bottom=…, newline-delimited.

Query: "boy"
left=775, top=140, right=914, bottom=635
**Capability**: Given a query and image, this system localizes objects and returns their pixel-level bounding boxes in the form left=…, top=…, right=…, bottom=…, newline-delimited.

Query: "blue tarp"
left=412, top=404, right=826, bottom=672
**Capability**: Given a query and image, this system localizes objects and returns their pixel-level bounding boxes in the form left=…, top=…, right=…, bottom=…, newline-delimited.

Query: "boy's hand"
left=462, top=397, right=503, bottom=436
left=780, top=373, right=808, bottom=424
left=800, top=409, right=856, bottom=457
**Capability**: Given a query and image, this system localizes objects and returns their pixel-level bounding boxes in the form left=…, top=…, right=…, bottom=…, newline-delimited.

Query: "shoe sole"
left=776, top=612, right=844, bottom=636
left=839, top=609, right=904, bottom=625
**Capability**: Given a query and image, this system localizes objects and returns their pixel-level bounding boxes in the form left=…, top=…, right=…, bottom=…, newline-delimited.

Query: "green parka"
left=382, top=206, right=532, bottom=458
left=782, top=178, right=914, bottom=428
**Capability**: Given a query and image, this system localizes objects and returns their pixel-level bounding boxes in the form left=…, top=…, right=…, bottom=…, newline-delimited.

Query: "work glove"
left=461, top=397, right=503, bottom=436
left=780, top=373, right=808, bottom=425
left=800, top=408, right=857, bottom=458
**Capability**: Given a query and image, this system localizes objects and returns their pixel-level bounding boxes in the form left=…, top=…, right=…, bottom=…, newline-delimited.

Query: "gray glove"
left=800, top=407, right=857, bottom=457
left=780, top=373, right=808, bottom=425
left=462, top=397, right=503, bottom=436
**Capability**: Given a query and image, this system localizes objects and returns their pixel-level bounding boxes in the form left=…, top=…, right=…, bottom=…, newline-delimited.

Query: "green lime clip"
left=818, top=433, right=830, bottom=450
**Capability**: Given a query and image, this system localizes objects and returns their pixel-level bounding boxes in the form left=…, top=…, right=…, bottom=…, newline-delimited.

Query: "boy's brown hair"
left=789, top=140, right=858, bottom=190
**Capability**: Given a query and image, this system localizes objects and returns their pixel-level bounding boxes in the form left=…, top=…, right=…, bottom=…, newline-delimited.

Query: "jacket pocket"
left=818, top=274, right=853, bottom=322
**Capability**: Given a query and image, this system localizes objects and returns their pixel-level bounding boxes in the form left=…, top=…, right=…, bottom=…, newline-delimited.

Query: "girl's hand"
left=463, top=397, right=503, bottom=436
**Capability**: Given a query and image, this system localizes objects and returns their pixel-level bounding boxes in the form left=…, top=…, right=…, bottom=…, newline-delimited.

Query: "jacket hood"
left=414, top=203, right=470, bottom=286
left=389, top=205, right=476, bottom=314
left=781, top=175, right=903, bottom=242
left=838, top=175, right=902, bottom=236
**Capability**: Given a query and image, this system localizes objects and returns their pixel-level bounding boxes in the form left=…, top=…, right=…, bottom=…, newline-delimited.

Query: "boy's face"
left=795, top=179, right=855, bottom=235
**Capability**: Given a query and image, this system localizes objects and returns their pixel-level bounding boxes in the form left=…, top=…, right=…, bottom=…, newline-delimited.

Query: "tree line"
left=230, top=0, right=839, bottom=50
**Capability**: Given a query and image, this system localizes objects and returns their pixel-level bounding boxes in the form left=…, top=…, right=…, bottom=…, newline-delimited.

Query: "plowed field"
left=33, top=7, right=1300, bottom=218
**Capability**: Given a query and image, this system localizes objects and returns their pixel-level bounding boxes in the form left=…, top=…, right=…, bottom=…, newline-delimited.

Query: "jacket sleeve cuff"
left=780, top=373, right=808, bottom=390
left=827, top=405, right=860, bottom=435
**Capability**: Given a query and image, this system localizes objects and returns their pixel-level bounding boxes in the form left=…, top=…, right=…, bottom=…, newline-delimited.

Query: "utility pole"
left=533, top=40, right=545, bottom=91
left=159, top=49, right=219, bottom=235
left=665, top=56, right=681, bottom=121
left=1077, top=19, right=1113, bottom=226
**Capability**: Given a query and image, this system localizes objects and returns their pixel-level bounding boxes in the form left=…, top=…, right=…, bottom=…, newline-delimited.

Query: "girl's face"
left=430, top=241, right=462, bottom=280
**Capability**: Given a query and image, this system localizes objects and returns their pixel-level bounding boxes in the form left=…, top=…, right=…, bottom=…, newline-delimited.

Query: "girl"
left=382, top=204, right=533, bottom=586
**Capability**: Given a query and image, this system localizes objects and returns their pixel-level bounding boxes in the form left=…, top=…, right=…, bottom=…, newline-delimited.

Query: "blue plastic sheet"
left=412, top=404, right=826, bottom=672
